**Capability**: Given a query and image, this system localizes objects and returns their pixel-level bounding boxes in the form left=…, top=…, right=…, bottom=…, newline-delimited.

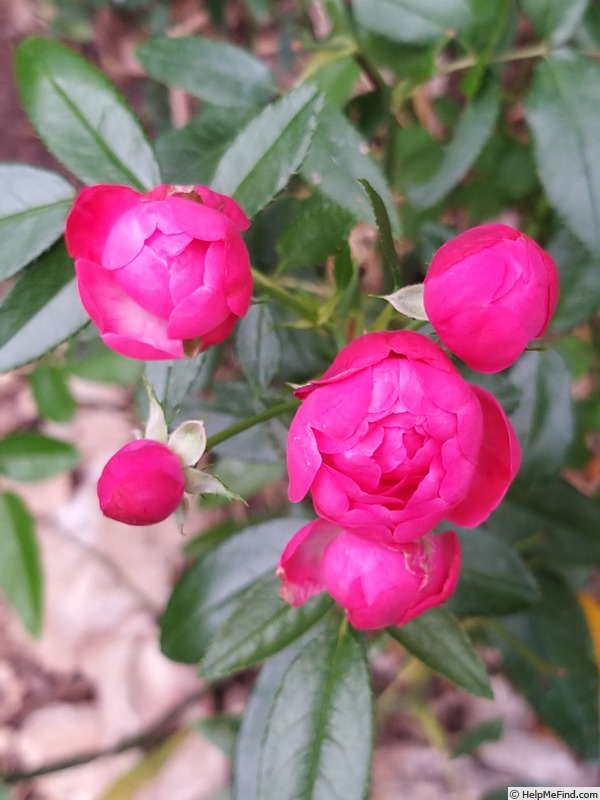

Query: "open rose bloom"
left=424, top=224, right=559, bottom=373
left=65, top=183, right=252, bottom=359
left=278, top=519, right=460, bottom=630
left=287, top=330, right=521, bottom=546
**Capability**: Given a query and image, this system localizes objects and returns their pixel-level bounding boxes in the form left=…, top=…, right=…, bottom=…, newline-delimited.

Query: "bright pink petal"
left=156, top=196, right=234, bottom=240
left=194, top=185, right=250, bottom=231
left=295, top=330, right=457, bottom=400
left=169, top=240, right=210, bottom=305
left=448, top=386, right=520, bottom=527
left=321, top=530, right=460, bottom=630
left=287, top=407, right=323, bottom=503
left=168, top=286, right=230, bottom=340
left=114, top=244, right=174, bottom=319
left=75, top=259, right=182, bottom=359
left=401, top=530, right=461, bottom=622
left=198, top=313, right=238, bottom=349
left=223, top=236, right=253, bottom=316
left=277, top=519, right=341, bottom=605
left=65, top=184, right=141, bottom=262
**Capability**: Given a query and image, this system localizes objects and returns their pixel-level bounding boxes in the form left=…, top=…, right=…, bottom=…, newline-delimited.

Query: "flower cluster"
left=66, top=181, right=558, bottom=631
left=278, top=329, right=520, bottom=629
left=279, top=225, right=558, bottom=630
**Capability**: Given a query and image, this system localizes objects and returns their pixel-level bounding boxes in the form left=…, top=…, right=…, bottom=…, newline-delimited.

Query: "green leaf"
left=488, top=478, right=600, bottom=566
left=507, top=349, right=574, bottom=479
left=352, top=0, right=472, bottom=44
left=234, top=627, right=328, bottom=800
left=497, top=571, right=599, bottom=758
left=202, top=573, right=333, bottom=680
left=160, top=517, right=308, bottom=663
left=257, top=625, right=373, bottom=800
left=304, top=53, right=361, bottom=109
left=144, top=349, right=217, bottom=419
left=16, top=37, right=160, bottom=189
left=0, top=432, right=79, bottom=481
left=301, top=106, right=399, bottom=233
left=211, top=459, right=286, bottom=501
left=526, top=53, right=600, bottom=254
left=155, top=105, right=256, bottom=185
left=452, top=718, right=503, bottom=758
left=0, top=492, right=43, bottom=636
left=67, top=335, right=144, bottom=385
left=136, top=37, right=276, bottom=108
left=447, top=528, right=539, bottom=616
left=358, top=178, right=402, bottom=287
left=388, top=607, right=493, bottom=698
left=521, top=0, right=590, bottom=45
left=277, top=194, right=355, bottom=272
left=29, top=365, right=76, bottom=423
left=212, top=86, right=322, bottom=219
left=408, top=80, right=500, bottom=208
left=0, top=164, right=75, bottom=281
left=0, top=241, right=89, bottom=372
left=549, top=228, right=600, bottom=331
left=236, top=304, right=281, bottom=393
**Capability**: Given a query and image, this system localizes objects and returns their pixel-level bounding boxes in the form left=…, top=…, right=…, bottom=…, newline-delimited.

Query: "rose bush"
left=423, top=223, right=559, bottom=373
left=287, top=330, right=520, bottom=544
left=65, top=183, right=252, bottom=360
left=278, top=519, right=460, bottom=629
left=98, top=439, right=185, bottom=525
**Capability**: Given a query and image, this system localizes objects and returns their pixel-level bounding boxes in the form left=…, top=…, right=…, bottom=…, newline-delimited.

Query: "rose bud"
left=423, top=224, right=559, bottom=373
left=65, top=183, right=253, bottom=360
left=277, top=519, right=460, bottom=630
left=287, top=330, right=520, bottom=545
left=98, top=440, right=185, bottom=525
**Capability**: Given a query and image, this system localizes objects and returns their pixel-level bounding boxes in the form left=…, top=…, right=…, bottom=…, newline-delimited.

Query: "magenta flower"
left=278, top=519, right=460, bottom=629
left=287, top=330, right=520, bottom=545
left=65, top=183, right=252, bottom=360
left=97, top=440, right=185, bottom=525
left=424, top=224, right=559, bottom=373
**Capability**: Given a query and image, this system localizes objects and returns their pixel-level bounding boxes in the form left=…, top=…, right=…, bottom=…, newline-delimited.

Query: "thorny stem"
left=205, top=399, right=300, bottom=451
left=2, top=686, right=212, bottom=783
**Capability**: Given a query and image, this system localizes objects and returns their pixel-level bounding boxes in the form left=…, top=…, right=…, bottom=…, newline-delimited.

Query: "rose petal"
left=168, top=286, right=230, bottom=340
left=75, top=259, right=181, bottom=359
left=194, top=185, right=250, bottom=231
left=321, top=529, right=460, bottom=629
left=65, top=184, right=141, bottom=263
left=113, top=244, right=174, bottom=319
left=277, top=519, right=341, bottom=605
left=448, top=386, right=520, bottom=527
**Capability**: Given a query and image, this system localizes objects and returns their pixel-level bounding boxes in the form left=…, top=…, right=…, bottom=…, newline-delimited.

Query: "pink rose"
left=277, top=519, right=460, bottom=629
left=65, top=184, right=252, bottom=360
left=287, top=330, right=520, bottom=544
left=423, top=224, right=559, bottom=373
left=98, top=440, right=185, bottom=525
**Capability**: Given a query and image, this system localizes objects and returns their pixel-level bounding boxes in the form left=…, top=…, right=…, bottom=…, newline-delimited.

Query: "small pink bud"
left=97, top=440, right=185, bottom=525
